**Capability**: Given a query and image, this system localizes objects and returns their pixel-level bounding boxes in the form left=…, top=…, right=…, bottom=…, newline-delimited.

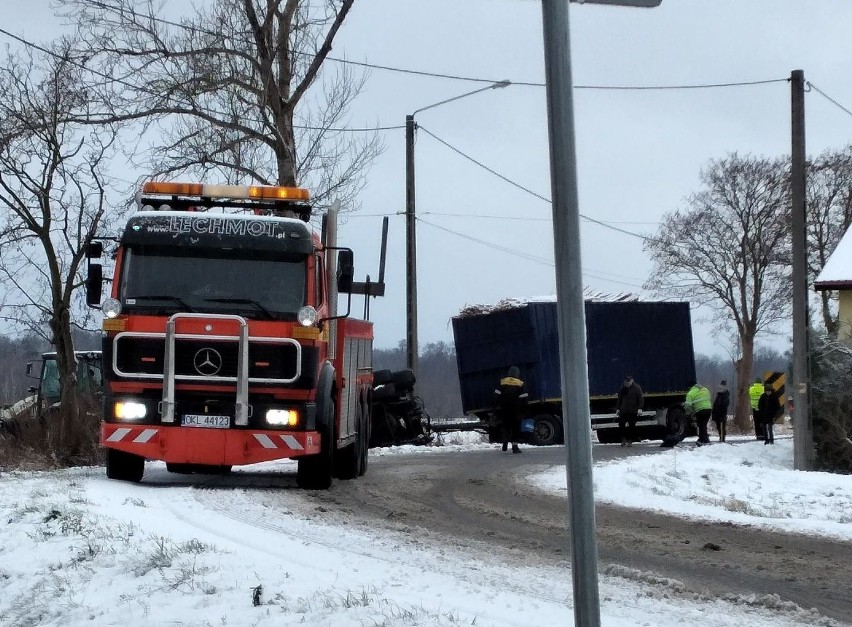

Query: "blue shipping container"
left=452, top=300, right=696, bottom=417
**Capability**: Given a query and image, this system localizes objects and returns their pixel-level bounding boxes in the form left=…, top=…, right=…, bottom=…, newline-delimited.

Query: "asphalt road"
left=316, top=442, right=852, bottom=625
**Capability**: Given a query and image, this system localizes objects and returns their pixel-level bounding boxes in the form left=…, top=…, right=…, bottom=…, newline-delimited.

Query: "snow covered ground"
left=1, top=433, right=849, bottom=627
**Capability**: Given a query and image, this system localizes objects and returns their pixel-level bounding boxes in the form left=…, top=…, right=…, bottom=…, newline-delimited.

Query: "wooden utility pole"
left=405, top=114, right=418, bottom=376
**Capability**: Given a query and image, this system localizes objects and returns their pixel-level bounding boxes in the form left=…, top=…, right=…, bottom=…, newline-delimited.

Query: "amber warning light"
left=142, top=182, right=310, bottom=202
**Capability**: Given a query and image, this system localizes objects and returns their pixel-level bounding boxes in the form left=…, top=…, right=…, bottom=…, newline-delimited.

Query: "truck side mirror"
left=86, top=264, right=103, bottom=307
left=26, top=362, right=33, bottom=376
left=337, top=249, right=354, bottom=293
left=86, top=240, right=104, bottom=307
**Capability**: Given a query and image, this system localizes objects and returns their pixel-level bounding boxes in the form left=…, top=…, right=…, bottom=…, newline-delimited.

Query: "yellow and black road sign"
left=764, top=371, right=786, bottom=416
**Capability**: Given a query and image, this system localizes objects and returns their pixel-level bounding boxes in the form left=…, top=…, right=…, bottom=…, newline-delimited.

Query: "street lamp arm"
left=404, top=78, right=510, bottom=376
left=411, top=80, right=511, bottom=117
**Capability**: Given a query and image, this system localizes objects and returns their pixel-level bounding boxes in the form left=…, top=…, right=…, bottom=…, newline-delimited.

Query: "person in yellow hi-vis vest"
left=749, top=378, right=765, bottom=440
left=684, top=381, right=712, bottom=445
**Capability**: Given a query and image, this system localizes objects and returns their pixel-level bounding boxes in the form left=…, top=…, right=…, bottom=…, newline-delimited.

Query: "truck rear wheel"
left=530, top=414, right=563, bottom=446
left=666, top=405, right=688, bottom=440
left=297, top=397, right=335, bottom=490
left=335, top=402, right=365, bottom=481
left=358, top=401, right=370, bottom=477
left=106, top=448, right=144, bottom=483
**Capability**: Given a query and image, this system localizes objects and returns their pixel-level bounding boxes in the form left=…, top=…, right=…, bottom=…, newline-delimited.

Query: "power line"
left=139, top=6, right=783, bottom=90
left=574, top=78, right=788, bottom=91
left=417, top=217, right=646, bottom=288
left=418, top=217, right=553, bottom=265
left=806, top=81, right=852, bottom=120
left=21, top=2, right=790, bottom=92
left=0, top=26, right=401, bottom=133
left=417, top=125, right=653, bottom=241
left=422, top=211, right=551, bottom=222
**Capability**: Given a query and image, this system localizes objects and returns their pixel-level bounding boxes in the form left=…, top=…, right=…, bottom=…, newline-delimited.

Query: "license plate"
left=181, top=414, right=230, bottom=429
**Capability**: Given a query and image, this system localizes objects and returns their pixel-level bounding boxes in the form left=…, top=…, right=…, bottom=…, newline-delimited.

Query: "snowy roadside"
left=0, top=434, right=848, bottom=627
left=529, top=436, right=852, bottom=542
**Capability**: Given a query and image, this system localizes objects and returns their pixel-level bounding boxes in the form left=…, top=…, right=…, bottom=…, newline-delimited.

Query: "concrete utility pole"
left=542, top=1, right=660, bottom=625
left=404, top=82, right=510, bottom=376
left=790, top=69, right=815, bottom=471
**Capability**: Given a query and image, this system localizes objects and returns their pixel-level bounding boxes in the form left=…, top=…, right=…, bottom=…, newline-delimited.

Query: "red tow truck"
left=86, top=182, right=385, bottom=489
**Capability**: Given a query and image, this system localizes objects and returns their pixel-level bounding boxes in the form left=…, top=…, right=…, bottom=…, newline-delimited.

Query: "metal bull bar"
left=155, top=312, right=301, bottom=425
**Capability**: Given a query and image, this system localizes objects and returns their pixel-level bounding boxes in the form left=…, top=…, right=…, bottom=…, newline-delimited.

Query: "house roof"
left=815, top=226, right=852, bottom=290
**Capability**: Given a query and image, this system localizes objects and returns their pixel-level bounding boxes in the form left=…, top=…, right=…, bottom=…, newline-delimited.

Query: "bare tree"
left=0, top=41, right=121, bottom=459
left=806, top=146, right=852, bottom=336
left=66, top=0, right=382, bottom=212
left=644, top=154, right=791, bottom=431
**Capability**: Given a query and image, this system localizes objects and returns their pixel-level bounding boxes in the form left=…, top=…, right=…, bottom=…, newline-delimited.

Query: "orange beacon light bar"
left=142, top=182, right=310, bottom=202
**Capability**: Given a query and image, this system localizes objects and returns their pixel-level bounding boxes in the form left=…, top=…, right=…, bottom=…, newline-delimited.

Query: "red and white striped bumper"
left=101, top=424, right=321, bottom=465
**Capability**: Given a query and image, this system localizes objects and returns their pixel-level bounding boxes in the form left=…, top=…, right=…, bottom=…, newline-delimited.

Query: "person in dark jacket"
left=756, top=388, right=778, bottom=445
left=494, top=366, right=528, bottom=454
left=711, top=379, right=730, bottom=443
left=616, top=374, right=644, bottom=447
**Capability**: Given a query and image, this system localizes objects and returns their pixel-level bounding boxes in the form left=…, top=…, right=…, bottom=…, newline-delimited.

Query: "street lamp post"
left=404, top=81, right=510, bottom=376
left=542, top=1, right=660, bottom=626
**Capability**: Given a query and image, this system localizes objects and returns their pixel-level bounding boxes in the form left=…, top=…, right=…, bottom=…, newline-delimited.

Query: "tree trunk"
left=734, top=332, right=756, bottom=432
left=50, top=300, right=80, bottom=459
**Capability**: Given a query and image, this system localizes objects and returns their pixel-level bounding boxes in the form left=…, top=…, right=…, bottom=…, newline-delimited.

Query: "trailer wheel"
left=297, top=397, right=335, bottom=490
left=106, top=448, right=144, bottom=483
left=530, top=414, right=563, bottom=446
left=595, top=428, right=621, bottom=445
left=666, top=405, right=688, bottom=440
left=488, top=426, right=500, bottom=444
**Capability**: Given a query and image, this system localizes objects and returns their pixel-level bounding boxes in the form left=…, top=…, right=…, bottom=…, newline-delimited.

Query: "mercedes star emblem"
left=193, top=348, right=223, bottom=376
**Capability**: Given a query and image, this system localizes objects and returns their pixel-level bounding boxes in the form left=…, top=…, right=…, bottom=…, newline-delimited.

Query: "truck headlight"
left=102, top=298, right=122, bottom=318
left=115, top=401, right=147, bottom=420
left=266, top=408, right=299, bottom=427
left=297, top=306, right=318, bottom=327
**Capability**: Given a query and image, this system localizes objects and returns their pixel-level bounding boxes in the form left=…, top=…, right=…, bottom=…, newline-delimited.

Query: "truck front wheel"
left=106, top=448, right=144, bottom=483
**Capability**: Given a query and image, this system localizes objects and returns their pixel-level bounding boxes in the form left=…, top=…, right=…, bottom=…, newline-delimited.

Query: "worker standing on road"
left=756, top=387, right=778, bottom=445
left=685, top=381, right=712, bottom=445
left=711, top=379, right=730, bottom=443
left=494, top=366, right=528, bottom=454
left=749, top=378, right=765, bottom=440
left=616, top=374, right=644, bottom=447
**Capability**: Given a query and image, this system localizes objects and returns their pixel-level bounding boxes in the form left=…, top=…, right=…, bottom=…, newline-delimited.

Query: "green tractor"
left=26, top=351, right=103, bottom=424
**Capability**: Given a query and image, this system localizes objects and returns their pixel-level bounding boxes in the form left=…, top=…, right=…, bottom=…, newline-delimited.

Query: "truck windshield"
left=119, top=246, right=307, bottom=319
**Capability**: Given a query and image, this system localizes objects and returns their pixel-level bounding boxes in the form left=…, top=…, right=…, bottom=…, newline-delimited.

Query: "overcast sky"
left=4, top=0, right=852, bottom=357
left=334, top=0, right=852, bottom=358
